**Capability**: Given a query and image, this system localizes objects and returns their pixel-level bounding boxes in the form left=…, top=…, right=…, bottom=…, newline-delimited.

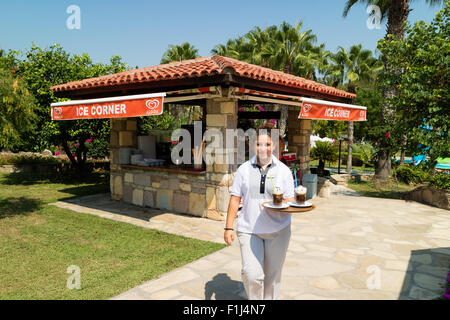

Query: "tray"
left=262, top=201, right=315, bottom=213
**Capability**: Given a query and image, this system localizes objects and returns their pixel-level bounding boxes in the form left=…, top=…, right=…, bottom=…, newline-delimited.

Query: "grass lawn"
left=0, top=171, right=225, bottom=299
left=347, top=178, right=417, bottom=199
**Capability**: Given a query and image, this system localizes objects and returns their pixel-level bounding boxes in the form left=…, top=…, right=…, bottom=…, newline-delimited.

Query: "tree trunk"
left=399, top=134, right=407, bottom=165
left=347, top=121, right=354, bottom=174
left=375, top=0, right=411, bottom=182
left=375, top=150, right=391, bottom=183
left=318, top=159, right=325, bottom=177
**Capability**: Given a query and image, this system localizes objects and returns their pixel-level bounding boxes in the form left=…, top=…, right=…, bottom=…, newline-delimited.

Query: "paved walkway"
left=51, top=186, right=450, bottom=300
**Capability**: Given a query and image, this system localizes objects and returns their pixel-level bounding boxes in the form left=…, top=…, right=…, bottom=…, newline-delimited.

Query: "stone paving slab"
left=51, top=187, right=450, bottom=300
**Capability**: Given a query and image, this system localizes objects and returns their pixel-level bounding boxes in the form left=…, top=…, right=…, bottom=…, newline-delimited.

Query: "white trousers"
left=237, top=224, right=291, bottom=300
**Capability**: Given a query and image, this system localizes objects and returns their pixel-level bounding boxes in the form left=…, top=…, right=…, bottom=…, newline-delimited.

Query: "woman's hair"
left=256, top=127, right=273, bottom=139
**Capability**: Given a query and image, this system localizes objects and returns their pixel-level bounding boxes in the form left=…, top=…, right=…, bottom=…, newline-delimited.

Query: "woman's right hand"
left=224, top=230, right=234, bottom=246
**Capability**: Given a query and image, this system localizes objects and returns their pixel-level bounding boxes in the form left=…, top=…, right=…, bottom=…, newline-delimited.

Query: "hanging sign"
left=51, top=92, right=165, bottom=120
left=299, top=98, right=366, bottom=121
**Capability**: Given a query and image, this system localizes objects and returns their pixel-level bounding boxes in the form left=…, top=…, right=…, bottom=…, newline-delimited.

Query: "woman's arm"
left=224, top=195, right=241, bottom=245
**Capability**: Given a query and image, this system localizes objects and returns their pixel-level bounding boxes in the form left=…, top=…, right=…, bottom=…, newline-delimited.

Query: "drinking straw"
left=294, top=170, right=298, bottom=188
left=269, top=174, right=275, bottom=191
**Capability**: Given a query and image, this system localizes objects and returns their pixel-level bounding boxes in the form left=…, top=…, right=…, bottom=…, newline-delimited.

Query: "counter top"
left=120, top=164, right=206, bottom=175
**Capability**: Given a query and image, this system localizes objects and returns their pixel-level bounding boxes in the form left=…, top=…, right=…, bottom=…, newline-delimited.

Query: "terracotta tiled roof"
left=50, top=55, right=356, bottom=99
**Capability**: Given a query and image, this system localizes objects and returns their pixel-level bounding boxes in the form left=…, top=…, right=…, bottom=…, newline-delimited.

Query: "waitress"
left=224, top=128, right=295, bottom=300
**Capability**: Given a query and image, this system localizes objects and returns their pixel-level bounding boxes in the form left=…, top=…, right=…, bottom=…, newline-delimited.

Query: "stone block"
left=189, top=193, right=205, bottom=217
left=159, top=179, right=169, bottom=189
left=124, top=172, right=134, bottom=183
left=173, top=191, right=189, bottom=213
left=206, top=186, right=217, bottom=210
left=168, top=178, right=179, bottom=190
left=293, top=135, right=307, bottom=144
left=220, top=101, right=236, bottom=114
left=110, top=149, right=120, bottom=165
left=126, top=119, right=137, bottom=131
left=422, top=188, right=433, bottom=204
left=143, top=190, right=154, bottom=207
left=123, top=184, right=133, bottom=203
left=206, top=101, right=220, bottom=114
left=152, top=182, right=161, bottom=188
left=134, top=174, right=151, bottom=186
left=191, top=181, right=206, bottom=194
left=112, top=119, right=125, bottom=131
left=179, top=182, right=191, bottom=192
left=300, top=119, right=311, bottom=130
left=214, top=162, right=229, bottom=173
left=206, top=114, right=227, bottom=127
left=156, top=190, right=172, bottom=211
left=112, top=175, right=123, bottom=196
left=132, top=189, right=144, bottom=206
left=110, top=131, right=119, bottom=147
left=217, top=186, right=230, bottom=213
left=226, top=115, right=237, bottom=128
left=119, top=131, right=134, bottom=147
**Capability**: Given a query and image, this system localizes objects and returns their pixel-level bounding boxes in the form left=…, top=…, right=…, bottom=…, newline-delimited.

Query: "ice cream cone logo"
left=145, top=99, right=159, bottom=110
left=302, top=103, right=312, bottom=113
left=54, top=107, right=63, bottom=115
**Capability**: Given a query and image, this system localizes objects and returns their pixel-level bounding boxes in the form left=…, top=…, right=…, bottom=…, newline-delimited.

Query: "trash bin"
left=301, top=173, right=317, bottom=200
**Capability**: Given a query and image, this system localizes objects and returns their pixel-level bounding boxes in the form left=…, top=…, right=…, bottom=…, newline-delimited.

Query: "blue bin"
left=301, top=173, right=317, bottom=200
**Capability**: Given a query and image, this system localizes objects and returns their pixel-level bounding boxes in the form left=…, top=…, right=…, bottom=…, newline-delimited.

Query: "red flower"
left=385, top=132, right=390, bottom=138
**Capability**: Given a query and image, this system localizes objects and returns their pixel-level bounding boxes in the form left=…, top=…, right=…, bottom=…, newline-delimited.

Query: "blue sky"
left=0, top=0, right=443, bottom=68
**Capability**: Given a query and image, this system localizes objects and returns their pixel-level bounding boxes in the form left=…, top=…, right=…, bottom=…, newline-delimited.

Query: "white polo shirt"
left=230, top=154, right=295, bottom=234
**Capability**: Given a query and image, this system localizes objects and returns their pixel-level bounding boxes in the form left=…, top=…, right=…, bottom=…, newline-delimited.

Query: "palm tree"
left=160, top=42, right=200, bottom=64
left=211, top=37, right=246, bottom=60
left=310, top=141, right=339, bottom=177
left=325, top=44, right=382, bottom=173
left=261, top=21, right=317, bottom=75
left=343, top=0, right=444, bottom=181
left=161, top=42, right=201, bottom=121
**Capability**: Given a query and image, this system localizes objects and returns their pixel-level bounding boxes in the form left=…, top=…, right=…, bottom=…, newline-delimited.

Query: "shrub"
left=0, top=154, right=61, bottom=165
left=393, top=165, right=430, bottom=185
left=340, top=152, right=364, bottom=167
left=429, top=174, right=450, bottom=190
left=310, top=141, right=338, bottom=177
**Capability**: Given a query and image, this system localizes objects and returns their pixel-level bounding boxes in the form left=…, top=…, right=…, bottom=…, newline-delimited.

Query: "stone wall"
left=288, top=107, right=311, bottom=175
left=400, top=186, right=450, bottom=211
left=112, top=167, right=207, bottom=216
left=204, top=97, right=239, bottom=221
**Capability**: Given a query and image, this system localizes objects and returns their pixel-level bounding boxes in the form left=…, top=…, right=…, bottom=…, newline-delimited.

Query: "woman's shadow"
left=204, top=273, right=247, bottom=300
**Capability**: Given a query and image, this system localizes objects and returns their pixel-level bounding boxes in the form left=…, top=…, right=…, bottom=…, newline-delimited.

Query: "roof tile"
left=50, top=55, right=355, bottom=99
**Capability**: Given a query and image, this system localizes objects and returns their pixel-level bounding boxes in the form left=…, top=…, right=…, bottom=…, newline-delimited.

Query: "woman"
left=224, top=128, right=295, bottom=300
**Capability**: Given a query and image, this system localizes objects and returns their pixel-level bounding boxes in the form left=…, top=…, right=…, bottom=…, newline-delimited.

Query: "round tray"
left=262, top=201, right=315, bottom=213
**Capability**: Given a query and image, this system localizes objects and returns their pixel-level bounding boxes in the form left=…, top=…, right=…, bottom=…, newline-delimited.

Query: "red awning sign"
left=51, top=92, right=165, bottom=120
left=299, top=98, right=366, bottom=121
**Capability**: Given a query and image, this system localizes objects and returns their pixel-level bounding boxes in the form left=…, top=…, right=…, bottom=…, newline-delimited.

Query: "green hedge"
left=0, top=154, right=62, bottom=165
left=429, top=174, right=450, bottom=190
left=340, top=152, right=364, bottom=167
left=393, top=166, right=430, bottom=185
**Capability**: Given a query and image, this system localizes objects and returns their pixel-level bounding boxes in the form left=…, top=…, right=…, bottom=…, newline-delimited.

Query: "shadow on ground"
left=204, top=273, right=247, bottom=300
left=61, top=193, right=188, bottom=222
left=0, top=197, right=44, bottom=219
left=398, top=247, right=450, bottom=300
